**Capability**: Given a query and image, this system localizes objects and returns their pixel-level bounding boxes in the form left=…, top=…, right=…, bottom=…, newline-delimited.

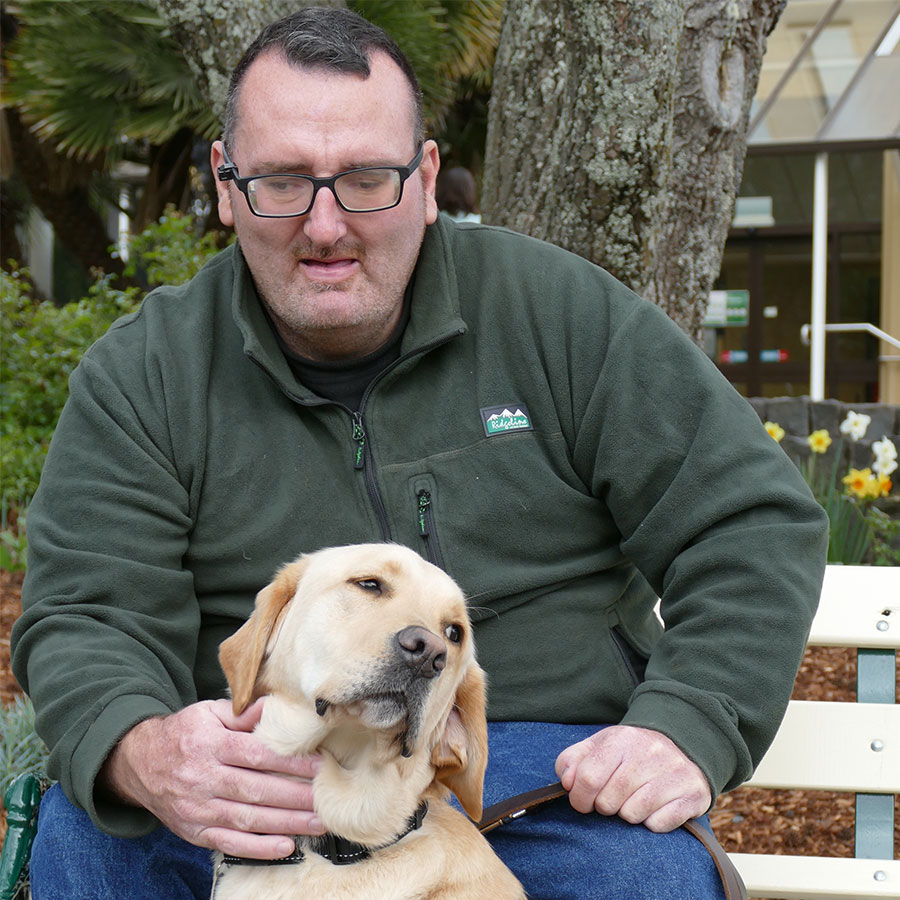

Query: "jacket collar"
left=230, top=218, right=467, bottom=401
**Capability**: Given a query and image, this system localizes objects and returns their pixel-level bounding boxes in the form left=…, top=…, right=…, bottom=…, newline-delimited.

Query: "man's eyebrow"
left=249, top=156, right=403, bottom=175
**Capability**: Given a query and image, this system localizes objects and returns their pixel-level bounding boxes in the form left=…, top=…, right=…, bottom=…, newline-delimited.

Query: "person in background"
left=436, top=165, right=481, bottom=223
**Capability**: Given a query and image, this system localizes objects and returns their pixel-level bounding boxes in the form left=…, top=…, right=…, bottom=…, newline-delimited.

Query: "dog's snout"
left=395, top=626, right=446, bottom=678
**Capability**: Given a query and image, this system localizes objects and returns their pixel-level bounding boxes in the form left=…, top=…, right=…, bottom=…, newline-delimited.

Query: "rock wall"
left=746, top=396, right=900, bottom=471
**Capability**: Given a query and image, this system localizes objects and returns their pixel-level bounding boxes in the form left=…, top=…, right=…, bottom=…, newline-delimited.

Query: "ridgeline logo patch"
left=480, top=404, right=533, bottom=437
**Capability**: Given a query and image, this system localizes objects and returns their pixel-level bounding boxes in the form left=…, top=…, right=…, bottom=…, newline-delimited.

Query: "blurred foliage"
left=351, top=0, right=501, bottom=135
left=1, top=211, right=226, bottom=507
left=0, top=694, right=51, bottom=790
left=4, top=0, right=501, bottom=163
left=123, top=207, right=232, bottom=287
left=3, top=0, right=220, bottom=161
left=0, top=266, right=141, bottom=501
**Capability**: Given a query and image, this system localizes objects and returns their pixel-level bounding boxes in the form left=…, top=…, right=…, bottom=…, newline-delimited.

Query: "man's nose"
left=302, top=184, right=348, bottom=245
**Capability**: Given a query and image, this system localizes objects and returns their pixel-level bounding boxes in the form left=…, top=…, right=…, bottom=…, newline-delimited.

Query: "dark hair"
left=223, top=7, right=424, bottom=148
left=436, top=167, right=479, bottom=216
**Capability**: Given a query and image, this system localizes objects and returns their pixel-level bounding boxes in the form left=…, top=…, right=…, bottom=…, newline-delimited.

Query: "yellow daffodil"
left=807, top=429, right=832, bottom=454
left=765, top=421, right=785, bottom=442
left=875, top=475, right=893, bottom=497
left=842, top=467, right=877, bottom=499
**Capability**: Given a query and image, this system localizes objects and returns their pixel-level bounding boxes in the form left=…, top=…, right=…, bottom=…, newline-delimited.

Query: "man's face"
left=212, top=51, right=439, bottom=361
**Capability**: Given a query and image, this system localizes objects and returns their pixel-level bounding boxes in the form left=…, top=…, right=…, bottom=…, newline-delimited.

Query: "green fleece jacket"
left=12, top=216, right=828, bottom=838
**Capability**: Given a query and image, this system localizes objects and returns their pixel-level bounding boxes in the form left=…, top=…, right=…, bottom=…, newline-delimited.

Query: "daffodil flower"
left=807, top=429, right=832, bottom=454
left=839, top=411, right=871, bottom=442
left=872, top=437, right=898, bottom=477
left=842, top=467, right=877, bottom=499
left=765, top=421, right=785, bottom=442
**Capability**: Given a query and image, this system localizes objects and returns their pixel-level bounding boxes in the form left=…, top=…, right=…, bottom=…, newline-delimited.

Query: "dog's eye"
left=355, top=578, right=382, bottom=594
left=445, top=624, right=463, bottom=644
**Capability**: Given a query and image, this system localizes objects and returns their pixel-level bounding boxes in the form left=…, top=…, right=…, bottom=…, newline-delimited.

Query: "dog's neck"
left=257, top=694, right=437, bottom=846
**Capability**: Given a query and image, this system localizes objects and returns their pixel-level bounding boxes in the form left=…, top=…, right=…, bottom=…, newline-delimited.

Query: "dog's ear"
left=431, top=661, right=488, bottom=820
left=219, top=559, right=307, bottom=715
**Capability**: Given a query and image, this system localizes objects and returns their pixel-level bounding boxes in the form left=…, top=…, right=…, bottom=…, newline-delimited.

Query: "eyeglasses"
left=216, top=144, right=425, bottom=218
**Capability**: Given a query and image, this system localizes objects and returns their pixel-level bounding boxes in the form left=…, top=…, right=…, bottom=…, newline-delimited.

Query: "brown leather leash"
left=476, top=782, right=747, bottom=900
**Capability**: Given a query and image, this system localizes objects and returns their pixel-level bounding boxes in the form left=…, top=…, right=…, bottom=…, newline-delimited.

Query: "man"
left=11, top=8, right=828, bottom=899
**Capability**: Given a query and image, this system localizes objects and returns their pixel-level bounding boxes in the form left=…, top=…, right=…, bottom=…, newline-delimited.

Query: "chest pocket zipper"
left=416, top=489, right=446, bottom=569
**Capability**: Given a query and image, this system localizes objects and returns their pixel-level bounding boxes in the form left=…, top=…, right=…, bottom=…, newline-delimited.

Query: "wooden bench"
left=729, top=564, right=900, bottom=899
left=2, top=564, right=898, bottom=899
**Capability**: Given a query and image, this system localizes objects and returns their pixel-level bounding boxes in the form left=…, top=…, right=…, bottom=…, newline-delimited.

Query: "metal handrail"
left=800, top=322, right=900, bottom=362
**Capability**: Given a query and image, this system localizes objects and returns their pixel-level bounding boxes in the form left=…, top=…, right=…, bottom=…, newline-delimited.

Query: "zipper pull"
left=351, top=412, right=366, bottom=470
left=417, top=490, right=431, bottom=537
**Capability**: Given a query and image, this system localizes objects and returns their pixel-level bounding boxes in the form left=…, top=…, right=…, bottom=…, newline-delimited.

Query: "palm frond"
left=5, top=0, right=217, bottom=159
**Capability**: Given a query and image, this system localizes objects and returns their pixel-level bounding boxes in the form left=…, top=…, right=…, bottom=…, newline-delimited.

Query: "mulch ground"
left=2, top=570, right=898, bottom=870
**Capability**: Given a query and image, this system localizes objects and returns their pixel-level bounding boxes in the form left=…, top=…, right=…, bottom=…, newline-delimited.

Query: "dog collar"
left=219, top=801, right=428, bottom=869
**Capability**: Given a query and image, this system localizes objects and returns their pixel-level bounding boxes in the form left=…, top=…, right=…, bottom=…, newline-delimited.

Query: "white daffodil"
left=839, top=410, right=871, bottom=441
left=872, top=436, right=898, bottom=477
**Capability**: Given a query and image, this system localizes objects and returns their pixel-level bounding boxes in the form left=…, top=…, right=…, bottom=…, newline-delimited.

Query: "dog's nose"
left=395, top=626, right=447, bottom=678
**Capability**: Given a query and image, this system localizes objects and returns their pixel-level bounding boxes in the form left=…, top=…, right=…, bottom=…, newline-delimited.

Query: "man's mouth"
left=300, top=256, right=359, bottom=281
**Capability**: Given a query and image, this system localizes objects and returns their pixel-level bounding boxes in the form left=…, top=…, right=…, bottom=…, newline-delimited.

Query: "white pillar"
left=810, top=152, right=829, bottom=400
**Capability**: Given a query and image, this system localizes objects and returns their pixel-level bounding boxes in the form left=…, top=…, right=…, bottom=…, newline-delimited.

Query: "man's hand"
left=555, top=725, right=711, bottom=832
left=101, top=698, right=324, bottom=859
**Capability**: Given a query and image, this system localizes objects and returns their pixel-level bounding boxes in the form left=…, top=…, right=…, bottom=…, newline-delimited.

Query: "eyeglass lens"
left=247, top=168, right=402, bottom=216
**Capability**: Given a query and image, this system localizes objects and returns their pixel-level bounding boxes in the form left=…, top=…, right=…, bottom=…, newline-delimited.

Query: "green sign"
left=704, top=290, right=749, bottom=327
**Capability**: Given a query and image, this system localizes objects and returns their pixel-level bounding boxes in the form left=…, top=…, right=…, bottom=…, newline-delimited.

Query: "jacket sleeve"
left=11, top=319, right=202, bottom=838
left=572, top=295, right=829, bottom=797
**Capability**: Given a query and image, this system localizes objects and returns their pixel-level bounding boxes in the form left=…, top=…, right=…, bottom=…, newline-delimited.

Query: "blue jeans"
left=30, top=723, right=726, bottom=899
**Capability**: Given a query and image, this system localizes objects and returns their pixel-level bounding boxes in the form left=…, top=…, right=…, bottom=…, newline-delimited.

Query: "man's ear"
left=431, top=661, right=488, bottom=820
left=218, top=558, right=307, bottom=714
left=210, top=140, right=236, bottom=228
left=421, top=139, right=441, bottom=226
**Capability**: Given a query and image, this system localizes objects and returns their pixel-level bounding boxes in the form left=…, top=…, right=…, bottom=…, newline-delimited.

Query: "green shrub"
left=0, top=268, right=141, bottom=502
left=1, top=212, right=230, bottom=510
left=124, top=207, right=232, bottom=287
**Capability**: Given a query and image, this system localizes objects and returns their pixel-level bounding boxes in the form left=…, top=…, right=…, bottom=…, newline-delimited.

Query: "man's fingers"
left=555, top=737, right=597, bottom=792
left=200, top=826, right=299, bottom=860
left=642, top=794, right=711, bottom=832
left=215, top=763, right=317, bottom=810
left=216, top=728, right=322, bottom=780
left=554, top=725, right=712, bottom=831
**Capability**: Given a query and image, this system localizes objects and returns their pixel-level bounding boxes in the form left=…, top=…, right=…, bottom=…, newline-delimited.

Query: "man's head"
left=212, top=7, right=439, bottom=362
left=223, top=7, right=425, bottom=150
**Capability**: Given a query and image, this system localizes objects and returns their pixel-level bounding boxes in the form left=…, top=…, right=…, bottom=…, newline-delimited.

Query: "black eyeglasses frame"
left=216, top=143, right=426, bottom=218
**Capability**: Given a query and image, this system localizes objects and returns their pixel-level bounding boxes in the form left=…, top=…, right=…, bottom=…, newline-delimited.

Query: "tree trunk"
left=150, top=0, right=345, bottom=123
left=482, top=0, right=784, bottom=341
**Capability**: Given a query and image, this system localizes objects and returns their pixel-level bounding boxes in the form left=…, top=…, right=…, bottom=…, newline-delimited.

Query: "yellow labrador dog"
left=214, top=543, right=525, bottom=900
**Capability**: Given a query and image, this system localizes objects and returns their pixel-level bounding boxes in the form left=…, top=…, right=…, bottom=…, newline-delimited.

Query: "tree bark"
left=150, top=0, right=345, bottom=124
left=482, top=0, right=784, bottom=340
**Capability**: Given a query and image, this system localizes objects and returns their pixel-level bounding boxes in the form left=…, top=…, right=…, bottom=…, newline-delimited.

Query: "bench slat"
left=747, top=700, right=900, bottom=792
left=729, top=853, right=900, bottom=899
left=808, top=566, right=900, bottom=649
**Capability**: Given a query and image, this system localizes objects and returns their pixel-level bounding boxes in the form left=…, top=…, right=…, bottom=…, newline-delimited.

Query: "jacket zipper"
left=350, top=411, right=391, bottom=541
left=341, top=331, right=464, bottom=544
left=250, top=328, right=466, bottom=546
left=416, top=489, right=445, bottom=569
left=351, top=411, right=367, bottom=470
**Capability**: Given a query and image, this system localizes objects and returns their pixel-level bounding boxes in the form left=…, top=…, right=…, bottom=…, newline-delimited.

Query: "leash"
left=476, top=782, right=747, bottom=900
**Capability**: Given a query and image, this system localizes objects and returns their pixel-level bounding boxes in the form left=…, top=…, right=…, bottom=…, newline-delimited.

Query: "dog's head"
left=219, top=543, right=488, bottom=819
